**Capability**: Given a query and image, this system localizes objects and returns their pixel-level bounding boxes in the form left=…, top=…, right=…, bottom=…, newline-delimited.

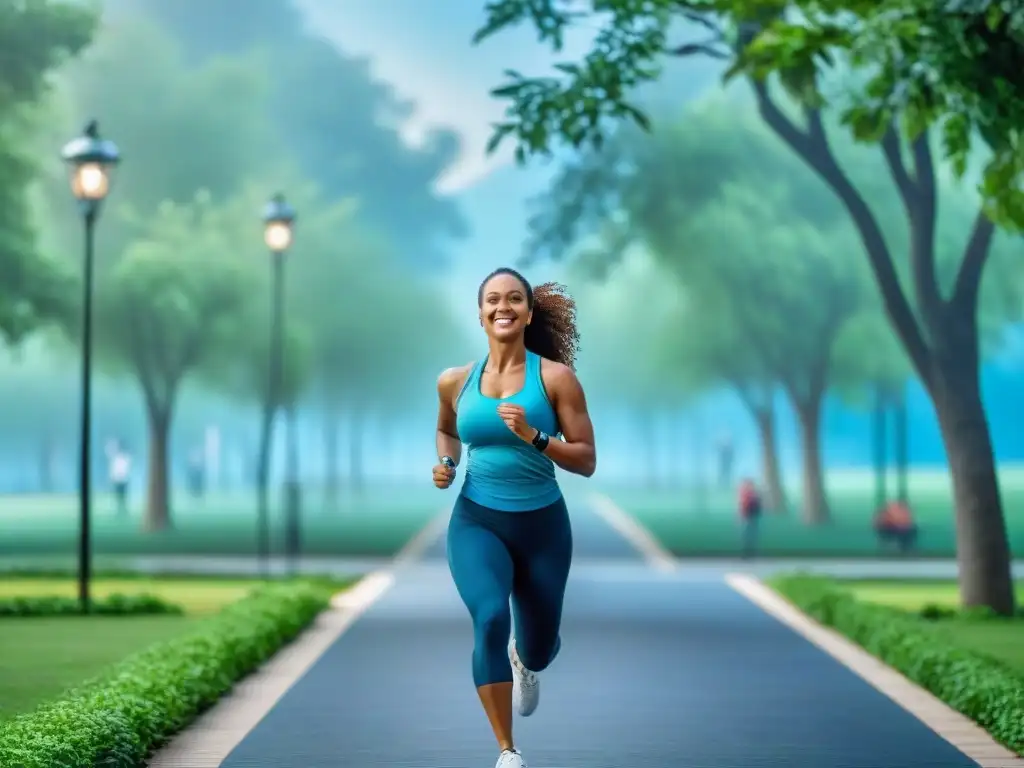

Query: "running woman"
left=433, top=267, right=597, bottom=768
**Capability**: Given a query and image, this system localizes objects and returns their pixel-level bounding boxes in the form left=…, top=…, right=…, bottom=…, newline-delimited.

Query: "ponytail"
left=478, top=267, right=580, bottom=369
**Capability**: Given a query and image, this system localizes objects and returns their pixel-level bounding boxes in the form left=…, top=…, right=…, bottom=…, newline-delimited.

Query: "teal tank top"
left=455, top=351, right=562, bottom=512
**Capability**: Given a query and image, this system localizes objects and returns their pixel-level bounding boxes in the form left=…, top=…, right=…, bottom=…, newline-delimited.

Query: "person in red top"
left=737, top=478, right=762, bottom=559
left=874, top=500, right=918, bottom=553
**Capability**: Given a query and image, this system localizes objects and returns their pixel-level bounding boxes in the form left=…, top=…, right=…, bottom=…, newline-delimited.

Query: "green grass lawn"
left=0, top=575, right=353, bottom=719
left=843, top=579, right=1024, bottom=675
left=0, top=614, right=201, bottom=719
left=0, top=485, right=442, bottom=560
left=605, top=465, right=1024, bottom=558
left=842, top=580, right=1024, bottom=610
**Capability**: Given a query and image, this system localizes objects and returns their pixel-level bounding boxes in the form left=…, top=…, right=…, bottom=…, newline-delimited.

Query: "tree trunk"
left=349, top=407, right=364, bottom=494
left=750, top=84, right=1013, bottom=611
left=894, top=385, right=909, bottom=503
left=930, top=352, right=1014, bottom=614
left=143, top=411, right=171, bottom=532
left=323, top=401, right=340, bottom=509
left=794, top=395, right=829, bottom=525
left=872, top=383, right=889, bottom=511
left=753, top=407, right=786, bottom=513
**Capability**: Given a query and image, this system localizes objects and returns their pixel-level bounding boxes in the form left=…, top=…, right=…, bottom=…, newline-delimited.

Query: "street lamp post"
left=61, top=121, right=120, bottom=613
left=257, top=194, right=296, bottom=577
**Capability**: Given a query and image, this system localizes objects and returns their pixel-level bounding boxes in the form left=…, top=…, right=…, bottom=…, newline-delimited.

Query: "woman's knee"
left=473, top=600, right=511, bottom=649
left=471, top=601, right=513, bottom=685
left=516, top=631, right=560, bottom=673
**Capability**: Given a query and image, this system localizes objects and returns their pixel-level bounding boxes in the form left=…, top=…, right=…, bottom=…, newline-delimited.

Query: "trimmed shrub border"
left=0, top=593, right=182, bottom=617
left=770, top=574, right=1024, bottom=756
left=0, top=581, right=333, bottom=768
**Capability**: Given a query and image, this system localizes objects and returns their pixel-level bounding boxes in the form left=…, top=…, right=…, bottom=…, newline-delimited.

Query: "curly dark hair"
left=477, top=267, right=580, bottom=369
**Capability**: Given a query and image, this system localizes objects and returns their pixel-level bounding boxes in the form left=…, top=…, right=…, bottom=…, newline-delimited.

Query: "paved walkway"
left=167, top=497, right=1001, bottom=768
left=5, top=553, right=1016, bottom=580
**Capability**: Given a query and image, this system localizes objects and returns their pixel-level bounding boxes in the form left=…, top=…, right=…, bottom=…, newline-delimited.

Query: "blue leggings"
left=447, top=494, right=573, bottom=687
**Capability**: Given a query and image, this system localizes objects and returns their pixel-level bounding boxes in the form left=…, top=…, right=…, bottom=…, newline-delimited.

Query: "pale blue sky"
left=295, top=0, right=596, bottom=193
left=292, top=0, right=611, bottom=318
left=291, top=0, right=728, bottom=322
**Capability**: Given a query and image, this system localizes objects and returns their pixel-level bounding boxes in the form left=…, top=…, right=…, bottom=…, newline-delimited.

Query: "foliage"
left=125, top=0, right=467, bottom=265
left=654, top=283, right=776, bottom=409
left=570, top=250, right=685, bottom=408
left=0, top=581, right=332, bottom=768
left=526, top=91, right=1024, bottom=404
left=0, top=593, right=182, bottom=617
left=0, top=0, right=98, bottom=345
left=0, top=0, right=96, bottom=112
left=535, top=101, right=873, bottom=401
left=53, top=13, right=276, bottom=253
left=771, top=574, right=1024, bottom=754
left=96, top=191, right=258, bottom=422
left=281, top=186, right=465, bottom=410
left=474, top=0, right=1024, bottom=229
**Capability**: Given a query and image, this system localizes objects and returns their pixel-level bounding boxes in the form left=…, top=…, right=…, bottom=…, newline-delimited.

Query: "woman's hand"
left=432, top=462, right=456, bottom=490
left=497, top=403, right=536, bottom=443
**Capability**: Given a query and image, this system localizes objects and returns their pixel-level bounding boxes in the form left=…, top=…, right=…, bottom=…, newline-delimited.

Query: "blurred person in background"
left=107, top=439, right=132, bottom=517
left=737, top=477, right=762, bottom=559
left=874, top=500, right=918, bottom=553
left=432, top=267, right=596, bottom=768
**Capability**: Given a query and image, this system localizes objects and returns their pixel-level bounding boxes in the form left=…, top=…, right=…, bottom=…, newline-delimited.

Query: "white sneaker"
left=508, top=636, right=540, bottom=716
left=495, top=748, right=527, bottom=767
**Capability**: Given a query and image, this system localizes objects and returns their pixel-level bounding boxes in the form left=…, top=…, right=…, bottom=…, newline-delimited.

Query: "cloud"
left=293, top=0, right=593, bottom=193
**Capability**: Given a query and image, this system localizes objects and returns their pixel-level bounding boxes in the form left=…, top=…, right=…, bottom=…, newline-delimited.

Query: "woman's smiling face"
left=479, top=272, right=532, bottom=341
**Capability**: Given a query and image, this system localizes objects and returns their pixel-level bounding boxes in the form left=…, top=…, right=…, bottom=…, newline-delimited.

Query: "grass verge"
left=769, top=574, right=1024, bottom=756
left=0, top=592, right=182, bottom=617
left=841, top=579, right=1024, bottom=675
left=0, top=580, right=337, bottom=767
left=0, top=577, right=350, bottom=718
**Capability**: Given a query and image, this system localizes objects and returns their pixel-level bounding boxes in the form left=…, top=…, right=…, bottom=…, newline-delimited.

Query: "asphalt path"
left=217, top=498, right=980, bottom=767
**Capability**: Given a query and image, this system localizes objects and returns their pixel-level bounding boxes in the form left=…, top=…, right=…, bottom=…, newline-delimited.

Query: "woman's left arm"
left=542, top=363, right=597, bottom=477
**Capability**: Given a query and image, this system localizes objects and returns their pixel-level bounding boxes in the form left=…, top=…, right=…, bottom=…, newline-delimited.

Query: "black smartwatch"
left=440, top=456, right=456, bottom=470
left=531, top=430, right=550, bottom=452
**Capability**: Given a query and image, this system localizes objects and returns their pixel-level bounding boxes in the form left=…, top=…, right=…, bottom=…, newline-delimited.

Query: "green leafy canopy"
left=475, top=0, right=1024, bottom=229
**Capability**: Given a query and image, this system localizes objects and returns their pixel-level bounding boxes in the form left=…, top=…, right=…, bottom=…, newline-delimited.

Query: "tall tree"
left=530, top=104, right=875, bottom=521
left=655, top=279, right=789, bottom=512
left=571, top=251, right=689, bottom=488
left=95, top=192, right=257, bottom=529
left=271, top=184, right=466, bottom=501
left=474, top=1, right=1024, bottom=613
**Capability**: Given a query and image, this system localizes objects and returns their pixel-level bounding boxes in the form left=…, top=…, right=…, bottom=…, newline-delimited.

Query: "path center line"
left=587, top=492, right=677, bottom=573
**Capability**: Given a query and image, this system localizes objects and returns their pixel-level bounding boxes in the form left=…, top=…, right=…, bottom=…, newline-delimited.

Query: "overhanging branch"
left=951, top=210, right=996, bottom=315
left=749, top=77, right=934, bottom=385
left=880, top=126, right=916, bottom=203
left=908, top=134, right=943, bottom=331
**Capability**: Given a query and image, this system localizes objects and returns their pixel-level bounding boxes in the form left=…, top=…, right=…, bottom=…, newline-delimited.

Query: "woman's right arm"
left=436, top=365, right=470, bottom=465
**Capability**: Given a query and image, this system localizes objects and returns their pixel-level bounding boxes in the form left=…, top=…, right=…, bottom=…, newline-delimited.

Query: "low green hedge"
left=770, top=574, right=1024, bottom=755
left=0, top=593, right=182, bottom=617
left=0, top=581, right=333, bottom=768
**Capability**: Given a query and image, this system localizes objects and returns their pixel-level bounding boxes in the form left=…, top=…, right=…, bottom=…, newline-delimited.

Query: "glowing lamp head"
left=262, top=193, right=296, bottom=254
left=61, top=121, right=120, bottom=204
